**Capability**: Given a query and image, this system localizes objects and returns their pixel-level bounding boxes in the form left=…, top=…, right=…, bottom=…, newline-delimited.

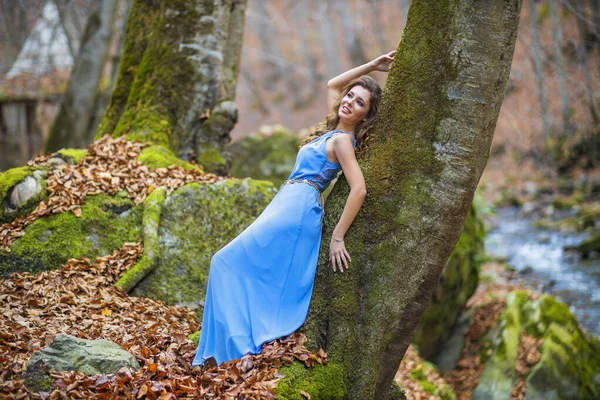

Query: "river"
left=485, top=206, right=600, bottom=337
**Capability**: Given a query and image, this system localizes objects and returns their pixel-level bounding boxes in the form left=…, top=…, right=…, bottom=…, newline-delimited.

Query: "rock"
left=472, top=292, right=600, bottom=400
left=575, top=234, right=600, bottom=258
left=124, top=179, right=277, bottom=314
left=8, top=175, right=42, bottom=209
left=47, top=156, right=67, bottom=166
left=24, top=334, right=140, bottom=391
left=0, top=166, right=49, bottom=224
left=1, top=191, right=143, bottom=277
left=226, top=126, right=300, bottom=187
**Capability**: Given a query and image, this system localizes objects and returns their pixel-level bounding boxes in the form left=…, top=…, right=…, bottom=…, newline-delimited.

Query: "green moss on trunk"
left=275, top=361, right=346, bottom=400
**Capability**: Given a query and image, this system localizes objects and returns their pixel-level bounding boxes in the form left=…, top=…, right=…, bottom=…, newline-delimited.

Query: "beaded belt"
left=283, top=179, right=324, bottom=209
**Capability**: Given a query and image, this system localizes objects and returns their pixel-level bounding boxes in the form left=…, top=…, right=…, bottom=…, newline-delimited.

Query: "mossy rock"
left=413, top=203, right=486, bottom=359
left=56, top=148, right=89, bottom=165
left=0, top=166, right=49, bottom=224
left=137, top=144, right=203, bottom=172
left=0, top=191, right=143, bottom=278
left=576, top=234, right=600, bottom=258
left=127, top=178, right=277, bottom=314
left=472, top=291, right=600, bottom=400
left=226, top=128, right=300, bottom=187
left=274, top=361, right=346, bottom=400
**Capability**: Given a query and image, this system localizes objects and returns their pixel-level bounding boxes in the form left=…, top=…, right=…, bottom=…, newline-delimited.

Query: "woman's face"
left=338, top=85, right=371, bottom=127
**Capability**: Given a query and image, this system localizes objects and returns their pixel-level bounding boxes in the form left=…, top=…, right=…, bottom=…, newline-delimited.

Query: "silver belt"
left=283, top=179, right=324, bottom=210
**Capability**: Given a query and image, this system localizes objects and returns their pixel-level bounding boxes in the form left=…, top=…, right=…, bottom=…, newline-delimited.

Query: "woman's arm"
left=328, top=134, right=367, bottom=273
left=327, top=50, right=396, bottom=113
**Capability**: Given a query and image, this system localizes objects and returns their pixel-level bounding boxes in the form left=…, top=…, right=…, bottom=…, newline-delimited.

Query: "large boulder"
left=226, top=126, right=300, bottom=187
left=24, top=334, right=140, bottom=391
left=473, top=292, right=600, bottom=400
left=123, top=178, right=277, bottom=314
left=0, top=191, right=144, bottom=278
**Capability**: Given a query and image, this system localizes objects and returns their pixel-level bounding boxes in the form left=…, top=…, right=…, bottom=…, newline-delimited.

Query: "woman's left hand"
left=329, top=237, right=351, bottom=273
left=371, top=50, right=396, bottom=72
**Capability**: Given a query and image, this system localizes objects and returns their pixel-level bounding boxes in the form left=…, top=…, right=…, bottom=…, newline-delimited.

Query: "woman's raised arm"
left=326, top=50, right=396, bottom=113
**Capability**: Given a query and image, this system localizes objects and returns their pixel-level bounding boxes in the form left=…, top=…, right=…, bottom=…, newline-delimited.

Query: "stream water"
left=485, top=206, right=600, bottom=337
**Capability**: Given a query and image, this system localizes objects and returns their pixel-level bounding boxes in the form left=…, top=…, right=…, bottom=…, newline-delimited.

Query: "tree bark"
left=575, top=0, right=599, bottom=124
left=528, top=0, right=552, bottom=150
left=88, top=0, right=133, bottom=146
left=317, top=0, right=342, bottom=79
left=549, top=0, right=576, bottom=137
left=303, top=0, right=523, bottom=398
left=95, top=0, right=247, bottom=175
left=335, top=0, right=368, bottom=66
left=0, top=0, right=29, bottom=74
left=45, top=0, right=118, bottom=152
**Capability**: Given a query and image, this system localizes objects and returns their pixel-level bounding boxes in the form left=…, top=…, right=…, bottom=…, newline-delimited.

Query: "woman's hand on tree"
left=371, top=50, right=396, bottom=72
left=329, top=237, right=351, bottom=273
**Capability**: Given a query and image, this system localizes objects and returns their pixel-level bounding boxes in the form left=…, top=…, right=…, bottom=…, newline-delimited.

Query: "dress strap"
left=329, top=130, right=357, bottom=147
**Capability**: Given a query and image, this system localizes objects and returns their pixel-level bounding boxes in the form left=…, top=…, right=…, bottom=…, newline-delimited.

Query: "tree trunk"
left=45, top=0, right=118, bottom=153
left=575, top=0, right=599, bottom=124
left=0, top=0, right=29, bottom=74
left=317, top=0, right=342, bottom=79
left=549, top=0, right=576, bottom=137
left=335, top=0, right=368, bottom=66
left=303, top=0, right=522, bottom=398
left=95, top=0, right=247, bottom=175
left=528, top=0, right=552, bottom=150
left=591, top=0, right=600, bottom=66
left=88, top=0, right=134, bottom=146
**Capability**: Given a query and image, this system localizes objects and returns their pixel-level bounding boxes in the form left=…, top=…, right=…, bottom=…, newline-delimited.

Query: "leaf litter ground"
left=0, top=135, right=451, bottom=399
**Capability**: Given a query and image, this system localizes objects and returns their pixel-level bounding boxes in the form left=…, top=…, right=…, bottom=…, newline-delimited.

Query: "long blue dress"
left=192, top=129, right=356, bottom=367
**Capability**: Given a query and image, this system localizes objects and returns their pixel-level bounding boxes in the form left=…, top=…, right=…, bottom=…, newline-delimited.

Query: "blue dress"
left=192, top=129, right=357, bottom=367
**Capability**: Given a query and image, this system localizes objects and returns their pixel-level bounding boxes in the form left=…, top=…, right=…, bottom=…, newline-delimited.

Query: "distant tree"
left=528, top=0, right=552, bottom=150
left=45, top=0, right=118, bottom=152
left=549, top=0, right=576, bottom=137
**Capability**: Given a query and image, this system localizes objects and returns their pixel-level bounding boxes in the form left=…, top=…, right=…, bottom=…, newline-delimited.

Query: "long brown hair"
left=300, top=75, right=382, bottom=156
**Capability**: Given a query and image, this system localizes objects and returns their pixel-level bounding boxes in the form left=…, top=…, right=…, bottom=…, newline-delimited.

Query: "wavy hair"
left=300, top=75, right=382, bottom=156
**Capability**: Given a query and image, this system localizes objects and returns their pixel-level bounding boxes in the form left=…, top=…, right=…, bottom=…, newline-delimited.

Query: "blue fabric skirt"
left=192, top=182, right=323, bottom=366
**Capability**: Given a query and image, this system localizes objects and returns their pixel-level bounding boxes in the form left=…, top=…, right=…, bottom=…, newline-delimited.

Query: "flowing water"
left=485, top=206, right=600, bottom=337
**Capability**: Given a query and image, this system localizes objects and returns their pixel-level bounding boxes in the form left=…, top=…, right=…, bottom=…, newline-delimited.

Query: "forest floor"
left=0, top=136, right=451, bottom=400
left=0, top=239, right=453, bottom=400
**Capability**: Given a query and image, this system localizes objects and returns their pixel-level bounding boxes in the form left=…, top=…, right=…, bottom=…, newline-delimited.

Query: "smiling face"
left=337, top=85, right=372, bottom=128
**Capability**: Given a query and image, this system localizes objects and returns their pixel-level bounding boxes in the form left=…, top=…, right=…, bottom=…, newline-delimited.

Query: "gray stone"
left=8, top=175, right=42, bottom=209
left=26, top=334, right=140, bottom=377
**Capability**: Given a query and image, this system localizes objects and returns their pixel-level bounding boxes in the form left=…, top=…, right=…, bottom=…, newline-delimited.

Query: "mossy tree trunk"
left=45, top=0, right=118, bottom=153
left=95, top=0, right=247, bottom=174
left=303, top=1, right=523, bottom=398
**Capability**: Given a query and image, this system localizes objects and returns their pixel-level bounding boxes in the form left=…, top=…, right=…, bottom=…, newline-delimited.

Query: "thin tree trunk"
left=254, top=1, right=285, bottom=90
left=591, top=0, right=600, bottom=67
left=335, top=0, right=368, bottom=66
left=0, top=0, right=29, bottom=74
left=317, top=0, right=342, bottom=78
left=549, top=0, right=576, bottom=137
left=576, top=0, right=599, bottom=124
left=529, top=0, right=552, bottom=150
left=370, top=1, right=389, bottom=54
left=303, top=0, right=523, bottom=398
left=95, top=0, right=247, bottom=175
left=88, top=0, right=134, bottom=143
left=45, top=0, right=117, bottom=152
left=290, top=0, right=322, bottom=109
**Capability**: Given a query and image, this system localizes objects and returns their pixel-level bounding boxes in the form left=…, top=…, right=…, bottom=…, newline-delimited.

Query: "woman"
left=192, top=50, right=396, bottom=369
